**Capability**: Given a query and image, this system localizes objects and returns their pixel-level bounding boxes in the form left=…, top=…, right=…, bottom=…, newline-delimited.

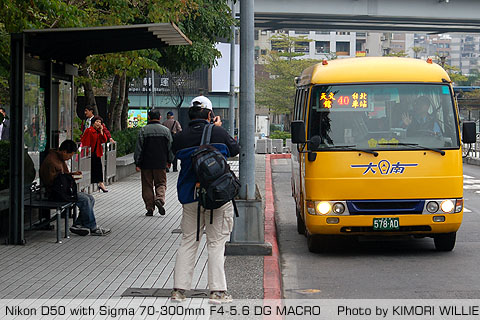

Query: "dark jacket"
left=134, top=121, right=174, bottom=169
left=0, top=119, right=9, bottom=140
left=172, top=119, right=240, bottom=204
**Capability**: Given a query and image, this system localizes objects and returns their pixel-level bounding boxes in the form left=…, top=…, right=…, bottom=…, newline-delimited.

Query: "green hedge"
left=111, top=127, right=141, bottom=157
left=269, top=131, right=291, bottom=145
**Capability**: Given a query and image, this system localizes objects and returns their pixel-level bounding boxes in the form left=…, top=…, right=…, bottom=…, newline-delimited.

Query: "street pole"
left=239, top=0, right=255, bottom=200
left=229, top=0, right=236, bottom=137
left=228, top=0, right=279, bottom=254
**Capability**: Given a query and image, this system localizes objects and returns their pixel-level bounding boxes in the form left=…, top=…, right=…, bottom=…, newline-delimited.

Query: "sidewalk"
left=0, top=155, right=269, bottom=302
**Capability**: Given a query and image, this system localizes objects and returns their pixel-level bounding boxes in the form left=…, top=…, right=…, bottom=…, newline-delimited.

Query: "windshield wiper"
left=378, top=142, right=445, bottom=156
left=324, top=145, right=379, bottom=157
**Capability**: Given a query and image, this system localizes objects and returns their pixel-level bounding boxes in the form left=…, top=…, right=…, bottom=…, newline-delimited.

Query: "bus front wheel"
left=296, top=208, right=305, bottom=235
left=433, top=232, right=456, bottom=251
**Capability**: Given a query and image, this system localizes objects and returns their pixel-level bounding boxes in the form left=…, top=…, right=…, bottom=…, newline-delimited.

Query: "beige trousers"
left=173, top=201, right=234, bottom=291
left=140, top=169, right=167, bottom=211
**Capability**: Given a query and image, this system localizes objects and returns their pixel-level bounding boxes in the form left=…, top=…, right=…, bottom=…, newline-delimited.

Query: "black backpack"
left=191, top=124, right=240, bottom=240
left=49, top=173, right=78, bottom=202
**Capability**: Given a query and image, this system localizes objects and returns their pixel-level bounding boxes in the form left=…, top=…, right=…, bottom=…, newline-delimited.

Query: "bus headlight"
left=440, top=200, right=454, bottom=213
left=426, top=201, right=439, bottom=213
left=332, top=202, right=345, bottom=214
left=316, top=201, right=331, bottom=215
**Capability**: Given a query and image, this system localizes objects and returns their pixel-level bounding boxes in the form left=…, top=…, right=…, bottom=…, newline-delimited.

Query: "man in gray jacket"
left=134, top=108, right=174, bottom=216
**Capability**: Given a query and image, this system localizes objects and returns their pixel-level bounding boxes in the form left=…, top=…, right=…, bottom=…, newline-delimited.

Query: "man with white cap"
left=171, top=95, right=239, bottom=304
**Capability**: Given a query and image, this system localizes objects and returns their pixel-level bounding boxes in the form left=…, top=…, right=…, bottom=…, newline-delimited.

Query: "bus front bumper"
left=305, top=212, right=463, bottom=236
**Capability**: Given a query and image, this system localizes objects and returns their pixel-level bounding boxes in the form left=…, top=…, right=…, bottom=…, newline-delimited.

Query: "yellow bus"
left=290, top=57, right=477, bottom=252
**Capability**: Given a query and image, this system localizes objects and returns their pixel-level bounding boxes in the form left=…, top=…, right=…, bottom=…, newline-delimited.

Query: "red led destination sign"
left=320, top=92, right=368, bottom=109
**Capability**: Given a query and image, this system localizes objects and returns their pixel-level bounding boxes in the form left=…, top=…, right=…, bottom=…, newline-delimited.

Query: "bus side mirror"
left=291, top=121, right=306, bottom=144
left=463, top=121, right=477, bottom=144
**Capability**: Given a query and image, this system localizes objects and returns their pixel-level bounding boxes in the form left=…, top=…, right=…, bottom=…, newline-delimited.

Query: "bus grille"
left=347, top=200, right=424, bottom=215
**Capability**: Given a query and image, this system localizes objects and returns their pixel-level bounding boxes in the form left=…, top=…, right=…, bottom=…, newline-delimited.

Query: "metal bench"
left=24, top=183, right=77, bottom=243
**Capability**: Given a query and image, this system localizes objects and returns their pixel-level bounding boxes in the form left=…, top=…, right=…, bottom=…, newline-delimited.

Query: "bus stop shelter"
left=8, top=23, right=191, bottom=245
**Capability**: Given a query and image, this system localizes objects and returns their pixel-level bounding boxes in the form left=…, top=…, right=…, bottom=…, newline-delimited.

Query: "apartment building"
left=450, top=34, right=480, bottom=75
left=255, top=30, right=420, bottom=61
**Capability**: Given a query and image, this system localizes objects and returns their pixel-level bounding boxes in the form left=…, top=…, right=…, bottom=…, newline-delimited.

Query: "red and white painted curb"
left=263, top=153, right=291, bottom=315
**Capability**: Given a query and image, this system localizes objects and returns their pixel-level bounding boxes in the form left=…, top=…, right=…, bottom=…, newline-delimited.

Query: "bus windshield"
left=308, top=84, right=460, bottom=151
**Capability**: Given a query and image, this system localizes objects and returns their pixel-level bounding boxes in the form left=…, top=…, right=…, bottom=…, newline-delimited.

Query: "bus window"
left=307, top=84, right=459, bottom=150
left=293, top=90, right=300, bottom=120
left=302, top=88, right=309, bottom=121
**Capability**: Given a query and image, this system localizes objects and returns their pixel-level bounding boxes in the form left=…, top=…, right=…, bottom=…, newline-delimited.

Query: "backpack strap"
left=200, top=124, right=214, bottom=146
left=208, top=203, right=237, bottom=224
left=232, top=198, right=239, bottom=217
left=171, top=120, right=177, bottom=134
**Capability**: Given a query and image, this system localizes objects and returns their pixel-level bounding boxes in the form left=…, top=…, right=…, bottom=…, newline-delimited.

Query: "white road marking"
left=464, top=185, right=480, bottom=189
left=464, top=175, right=475, bottom=179
left=464, top=179, right=480, bottom=184
left=464, top=207, right=472, bottom=213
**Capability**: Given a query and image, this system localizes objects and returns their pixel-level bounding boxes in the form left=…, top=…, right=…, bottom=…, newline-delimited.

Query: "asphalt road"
left=273, top=159, right=480, bottom=299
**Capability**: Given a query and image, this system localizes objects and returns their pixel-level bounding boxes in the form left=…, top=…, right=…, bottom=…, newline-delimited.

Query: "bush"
left=269, top=131, right=291, bottom=145
left=111, top=127, right=141, bottom=157
left=73, top=116, right=83, bottom=142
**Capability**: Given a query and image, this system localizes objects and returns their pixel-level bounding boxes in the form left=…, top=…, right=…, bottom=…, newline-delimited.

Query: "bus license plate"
left=373, top=218, right=399, bottom=231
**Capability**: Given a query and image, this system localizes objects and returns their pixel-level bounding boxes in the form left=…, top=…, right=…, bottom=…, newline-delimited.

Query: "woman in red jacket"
left=81, top=116, right=108, bottom=192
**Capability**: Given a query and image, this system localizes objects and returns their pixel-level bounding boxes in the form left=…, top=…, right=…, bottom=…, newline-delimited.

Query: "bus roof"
left=298, top=57, right=451, bottom=86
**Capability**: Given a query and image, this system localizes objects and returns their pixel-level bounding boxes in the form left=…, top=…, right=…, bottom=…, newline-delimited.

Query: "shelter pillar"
left=9, top=33, right=25, bottom=245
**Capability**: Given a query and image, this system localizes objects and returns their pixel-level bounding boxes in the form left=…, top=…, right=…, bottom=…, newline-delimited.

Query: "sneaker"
left=70, top=225, right=90, bottom=236
left=171, top=289, right=186, bottom=302
left=208, top=291, right=233, bottom=304
left=90, top=226, right=111, bottom=236
left=155, top=199, right=166, bottom=216
left=145, top=210, right=154, bottom=216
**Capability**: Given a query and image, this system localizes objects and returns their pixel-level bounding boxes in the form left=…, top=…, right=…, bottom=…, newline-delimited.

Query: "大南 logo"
left=351, top=160, right=418, bottom=175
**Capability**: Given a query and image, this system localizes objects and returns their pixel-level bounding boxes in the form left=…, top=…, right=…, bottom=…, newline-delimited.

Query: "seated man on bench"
left=39, top=140, right=111, bottom=236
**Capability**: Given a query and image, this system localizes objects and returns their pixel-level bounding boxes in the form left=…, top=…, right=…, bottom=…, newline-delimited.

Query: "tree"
left=256, top=51, right=320, bottom=130
left=0, top=0, right=91, bottom=105
left=269, top=33, right=312, bottom=61
left=165, top=70, right=196, bottom=119
left=411, top=46, right=425, bottom=59
left=435, top=57, right=469, bottom=84
left=0, top=0, right=235, bottom=130
left=456, top=69, right=480, bottom=86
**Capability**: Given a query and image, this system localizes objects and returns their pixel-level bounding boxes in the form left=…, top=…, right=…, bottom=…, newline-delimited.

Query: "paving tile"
left=0, top=169, right=213, bottom=299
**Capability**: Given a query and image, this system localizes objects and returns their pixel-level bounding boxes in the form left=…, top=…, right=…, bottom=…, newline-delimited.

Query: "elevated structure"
left=254, top=0, right=480, bottom=33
